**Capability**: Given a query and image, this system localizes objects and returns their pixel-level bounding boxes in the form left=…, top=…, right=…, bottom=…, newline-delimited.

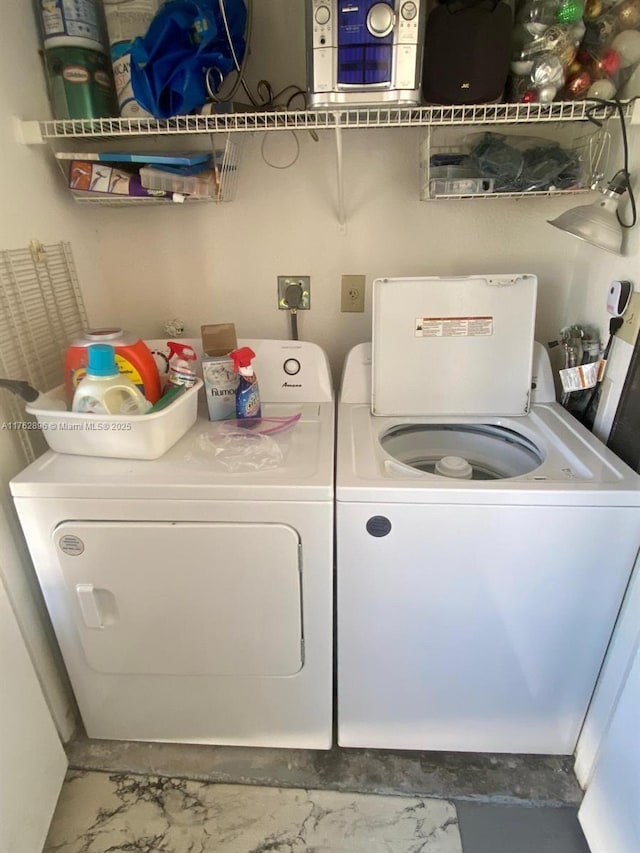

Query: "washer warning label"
left=415, top=316, right=494, bottom=337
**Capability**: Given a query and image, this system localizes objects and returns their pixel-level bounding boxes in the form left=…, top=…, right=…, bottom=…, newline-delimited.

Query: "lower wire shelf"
left=426, top=188, right=595, bottom=201
left=70, top=193, right=217, bottom=206
left=56, top=132, right=243, bottom=206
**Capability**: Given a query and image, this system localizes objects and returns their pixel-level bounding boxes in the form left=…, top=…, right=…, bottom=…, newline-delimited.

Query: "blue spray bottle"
left=230, top=346, right=261, bottom=419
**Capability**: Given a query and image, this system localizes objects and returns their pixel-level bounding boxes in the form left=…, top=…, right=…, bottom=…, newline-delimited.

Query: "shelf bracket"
left=334, top=120, right=346, bottom=233
left=14, top=118, right=44, bottom=145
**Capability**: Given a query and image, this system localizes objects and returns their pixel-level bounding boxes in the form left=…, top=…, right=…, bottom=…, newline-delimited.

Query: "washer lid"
left=372, top=275, right=538, bottom=417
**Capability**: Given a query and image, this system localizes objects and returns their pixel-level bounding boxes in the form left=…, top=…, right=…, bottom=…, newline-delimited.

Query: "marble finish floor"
left=45, top=771, right=462, bottom=852
left=66, top=735, right=583, bottom=807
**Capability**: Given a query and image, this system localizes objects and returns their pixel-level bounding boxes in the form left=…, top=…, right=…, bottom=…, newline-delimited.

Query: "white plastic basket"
left=26, top=379, right=203, bottom=460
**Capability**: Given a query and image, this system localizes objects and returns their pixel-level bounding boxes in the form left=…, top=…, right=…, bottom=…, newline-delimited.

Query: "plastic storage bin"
left=26, top=379, right=203, bottom=459
left=139, top=166, right=217, bottom=199
left=429, top=177, right=495, bottom=196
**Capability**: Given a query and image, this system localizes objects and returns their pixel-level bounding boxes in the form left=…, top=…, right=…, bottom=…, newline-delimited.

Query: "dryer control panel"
left=146, top=338, right=334, bottom=404
left=249, top=339, right=334, bottom=403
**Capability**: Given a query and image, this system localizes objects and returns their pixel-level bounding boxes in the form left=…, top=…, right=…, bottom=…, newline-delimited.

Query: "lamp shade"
left=547, top=177, right=627, bottom=255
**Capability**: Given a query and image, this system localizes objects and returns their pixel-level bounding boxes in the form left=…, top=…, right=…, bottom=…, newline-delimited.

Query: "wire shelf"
left=57, top=132, right=242, bottom=205
left=420, top=119, right=608, bottom=202
left=21, top=100, right=627, bottom=141
left=428, top=188, right=595, bottom=200
left=71, top=194, right=216, bottom=206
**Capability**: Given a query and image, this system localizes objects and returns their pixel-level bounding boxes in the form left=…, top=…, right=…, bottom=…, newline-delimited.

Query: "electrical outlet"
left=277, top=276, right=310, bottom=310
left=341, top=275, right=365, bottom=312
left=616, top=292, right=640, bottom=346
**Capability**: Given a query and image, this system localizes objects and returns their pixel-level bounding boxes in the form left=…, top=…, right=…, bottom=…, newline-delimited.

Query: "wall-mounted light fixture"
left=547, top=99, right=637, bottom=255
left=548, top=172, right=629, bottom=254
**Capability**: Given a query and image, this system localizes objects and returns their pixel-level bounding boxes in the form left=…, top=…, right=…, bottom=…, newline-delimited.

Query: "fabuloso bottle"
left=229, top=347, right=261, bottom=419
left=72, top=344, right=151, bottom=415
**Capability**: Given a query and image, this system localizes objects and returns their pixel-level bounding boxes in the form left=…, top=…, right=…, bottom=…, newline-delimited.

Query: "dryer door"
left=54, top=521, right=303, bottom=677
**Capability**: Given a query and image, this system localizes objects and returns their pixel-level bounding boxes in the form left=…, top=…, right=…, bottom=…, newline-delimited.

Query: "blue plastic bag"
left=130, top=0, right=246, bottom=119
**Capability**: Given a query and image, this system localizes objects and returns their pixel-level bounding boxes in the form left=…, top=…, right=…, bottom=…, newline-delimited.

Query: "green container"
left=45, top=45, right=119, bottom=120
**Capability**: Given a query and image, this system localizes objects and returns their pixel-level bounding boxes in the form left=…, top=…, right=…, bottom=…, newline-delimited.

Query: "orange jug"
left=64, top=328, right=161, bottom=404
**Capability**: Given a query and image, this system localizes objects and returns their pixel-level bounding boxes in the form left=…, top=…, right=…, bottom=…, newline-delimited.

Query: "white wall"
left=86, top=127, right=586, bottom=380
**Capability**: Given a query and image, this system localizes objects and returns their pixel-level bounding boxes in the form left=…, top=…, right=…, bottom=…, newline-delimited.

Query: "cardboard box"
left=201, top=323, right=237, bottom=356
left=200, top=324, right=238, bottom=420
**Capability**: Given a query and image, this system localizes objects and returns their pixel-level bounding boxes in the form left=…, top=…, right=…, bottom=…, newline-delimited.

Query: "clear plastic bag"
left=465, top=132, right=584, bottom=193
left=183, top=413, right=301, bottom=472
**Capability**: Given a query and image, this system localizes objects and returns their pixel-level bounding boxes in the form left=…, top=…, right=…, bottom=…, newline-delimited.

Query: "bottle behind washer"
left=72, top=344, right=151, bottom=415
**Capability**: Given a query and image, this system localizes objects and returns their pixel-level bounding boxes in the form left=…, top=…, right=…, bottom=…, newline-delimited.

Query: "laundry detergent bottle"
left=230, top=346, right=261, bottom=419
left=72, top=344, right=151, bottom=415
left=65, top=328, right=161, bottom=405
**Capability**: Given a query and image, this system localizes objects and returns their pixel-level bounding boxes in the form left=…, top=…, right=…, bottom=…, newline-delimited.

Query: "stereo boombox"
left=306, top=0, right=426, bottom=108
left=306, top=0, right=513, bottom=108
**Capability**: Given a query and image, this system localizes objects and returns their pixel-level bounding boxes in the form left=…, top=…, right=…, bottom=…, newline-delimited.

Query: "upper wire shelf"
left=20, top=101, right=627, bottom=142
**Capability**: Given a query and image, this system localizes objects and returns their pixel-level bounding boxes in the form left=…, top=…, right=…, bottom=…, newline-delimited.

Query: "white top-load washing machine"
left=336, top=275, right=640, bottom=755
left=11, top=340, right=334, bottom=749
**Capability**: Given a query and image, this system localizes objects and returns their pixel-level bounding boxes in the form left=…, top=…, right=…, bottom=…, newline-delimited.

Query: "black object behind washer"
left=421, top=0, right=513, bottom=105
left=608, top=333, right=640, bottom=473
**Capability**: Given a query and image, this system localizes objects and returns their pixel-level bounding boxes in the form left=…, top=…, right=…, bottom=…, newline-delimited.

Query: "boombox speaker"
left=421, top=0, right=513, bottom=105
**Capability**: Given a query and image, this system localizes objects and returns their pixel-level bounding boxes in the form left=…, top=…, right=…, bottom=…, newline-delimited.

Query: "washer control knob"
left=366, top=516, right=392, bottom=537
left=401, top=1, right=418, bottom=19
left=315, top=4, right=331, bottom=25
left=283, top=358, right=301, bottom=376
left=367, top=2, right=395, bottom=36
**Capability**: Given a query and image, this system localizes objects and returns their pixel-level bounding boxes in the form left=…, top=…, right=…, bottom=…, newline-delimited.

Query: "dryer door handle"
left=76, top=583, right=105, bottom=629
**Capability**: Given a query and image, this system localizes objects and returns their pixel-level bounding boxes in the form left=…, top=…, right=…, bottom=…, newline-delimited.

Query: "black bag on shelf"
left=421, top=0, right=514, bottom=105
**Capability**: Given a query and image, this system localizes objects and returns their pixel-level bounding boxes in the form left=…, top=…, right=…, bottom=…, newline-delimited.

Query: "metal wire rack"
left=54, top=132, right=243, bottom=206
left=18, top=101, right=627, bottom=142
left=420, top=120, right=608, bottom=201
left=0, top=242, right=88, bottom=462
left=16, top=100, right=631, bottom=218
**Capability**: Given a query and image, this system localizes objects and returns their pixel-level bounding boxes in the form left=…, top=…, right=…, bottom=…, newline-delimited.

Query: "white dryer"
left=336, top=275, right=640, bottom=755
left=11, top=340, right=334, bottom=749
